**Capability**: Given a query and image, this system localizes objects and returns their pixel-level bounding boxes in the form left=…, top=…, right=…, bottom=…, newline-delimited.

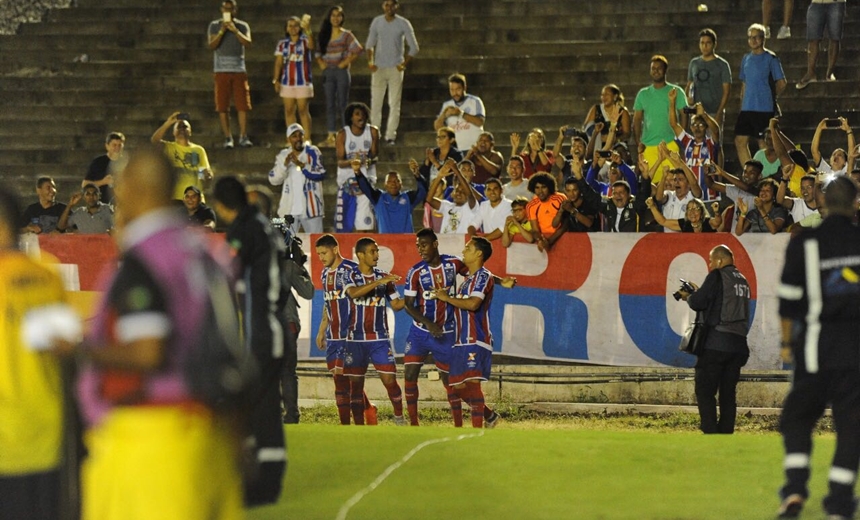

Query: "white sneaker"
left=224, top=137, right=235, bottom=149
left=777, top=26, right=791, bottom=39
left=238, top=135, right=253, bottom=148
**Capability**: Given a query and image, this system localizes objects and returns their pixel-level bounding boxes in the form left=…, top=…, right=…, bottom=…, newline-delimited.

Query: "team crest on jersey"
left=348, top=141, right=356, bottom=152
left=326, top=272, right=335, bottom=285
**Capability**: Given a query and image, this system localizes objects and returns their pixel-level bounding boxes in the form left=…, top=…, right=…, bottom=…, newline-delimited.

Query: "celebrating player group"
left=314, top=229, right=516, bottom=428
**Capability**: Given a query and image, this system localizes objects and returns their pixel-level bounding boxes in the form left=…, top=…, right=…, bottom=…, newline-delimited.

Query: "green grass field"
left=248, top=413, right=842, bottom=520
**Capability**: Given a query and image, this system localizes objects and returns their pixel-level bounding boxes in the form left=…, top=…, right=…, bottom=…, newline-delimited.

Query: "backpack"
left=183, top=252, right=258, bottom=411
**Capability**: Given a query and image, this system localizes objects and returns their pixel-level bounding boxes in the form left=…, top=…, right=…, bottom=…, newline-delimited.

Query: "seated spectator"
left=525, top=173, right=566, bottom=251
left=753, top=128, right=782, bottom=178
left=735, top=178, right=788, bottom=234
left=468, top=179, right=511, bottom=241
left=434, top=73, right=485, bottom=151
left=583, top=84, right=632, bottom=145
left=777, top=173, right=819, bottom=231
left=84, top=131, right=124, bottom=204
left=646, top=197, right=721, bottom=232
left=653, top=144, right=704, bottom=232
left=182, top=186, right=216, bottom=230
left=356, top=161, right=427, bottom=233
left=20, top=177, right=66, bottom=234
left=552, top=126, right=592, bottom=186
left=811, top=117, right=854, bottom=175
left=501, top=197, right=534, bottom=248
left=586, top=148, right=638, bottom=197
left=425, top=160, right=479, bottom=234
left=502, top=156, right=531, bottom=201
left=419, top=127, right=463, bottom=182
left=57, top=184, right=114, bottom=234
left=705, top=160, right=763, bottom=233
left=511, top=128, right=554, bottom=178
left=552, top=175, right=601, bottom=233
left=588, top=169, right=653, bottom=232
left=442, top=160, right=487, bottom=203
left=464, top=131, right=504, bottom=184
left=269, top=123, right=326, bottom=233
left=668, top=89, right=720, bottom=199
left=150, top=112, right=213, bottom=200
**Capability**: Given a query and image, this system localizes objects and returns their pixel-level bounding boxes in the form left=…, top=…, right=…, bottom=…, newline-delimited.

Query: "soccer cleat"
left=777, top=494, right=804, bottom=518
left=393, top=415, right=407, bottom=426
left=224, top=137, right=235, bottom=149
left=238, top=135, right=253, bottom=148
left=485, top=411, right=500, bottom=429
left=365, top=404, right=378, bottom=425
left=777, top=26, right=791, bottom=39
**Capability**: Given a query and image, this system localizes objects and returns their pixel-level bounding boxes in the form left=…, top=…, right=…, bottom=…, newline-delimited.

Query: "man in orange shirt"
left=525, top=173, right=567, bottom=252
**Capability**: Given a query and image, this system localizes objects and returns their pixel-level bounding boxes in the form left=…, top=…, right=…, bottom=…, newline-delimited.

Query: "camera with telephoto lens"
left=271, top=216, right=307, bottom=265
left=672, top=278, right=696, bottom=301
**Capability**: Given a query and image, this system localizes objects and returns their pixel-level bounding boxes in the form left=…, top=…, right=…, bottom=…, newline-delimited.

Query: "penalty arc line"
left=335, top=430, right=485, bottom=520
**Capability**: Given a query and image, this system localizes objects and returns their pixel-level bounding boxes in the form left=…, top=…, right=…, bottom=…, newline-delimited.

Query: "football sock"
left=405, top=380, right=419, bottom=426
left=445, top=383, right=463, bottom=427
left=333, top=374, right=351, bottom=425
left=382, top=379, right=404, bottom=417
left=469, top=385, right=485, bottom=428
left=349, top=378, right=366, bottom=425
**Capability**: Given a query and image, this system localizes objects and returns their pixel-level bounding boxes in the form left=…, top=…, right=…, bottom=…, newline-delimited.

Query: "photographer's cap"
left=286, top=123, right=305, bottom=138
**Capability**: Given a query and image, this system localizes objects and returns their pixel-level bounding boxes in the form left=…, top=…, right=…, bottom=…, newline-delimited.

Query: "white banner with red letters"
left=35, top=232, right=789, bottom=370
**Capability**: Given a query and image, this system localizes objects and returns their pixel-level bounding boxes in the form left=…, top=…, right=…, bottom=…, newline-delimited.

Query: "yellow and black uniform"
left=0, top=252, right=68, bottom=520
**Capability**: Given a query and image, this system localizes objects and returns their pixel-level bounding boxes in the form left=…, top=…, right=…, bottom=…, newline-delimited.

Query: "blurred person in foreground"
left=73, top=147, right=243, bottom=519
left=0, top=186, right=82, bottom=520
left=776, top=175, right=860, bottom=520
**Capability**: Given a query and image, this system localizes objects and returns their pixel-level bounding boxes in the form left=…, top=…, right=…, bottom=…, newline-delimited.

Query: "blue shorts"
left=325, top=339, right=346, bottom=372
left=448, top=344, right=492, bottom=386
left=344, top=339, right=396, bottom=376
left=403, top=327, right=455, bottom=372
left=806, top=2, right=845, bottom=41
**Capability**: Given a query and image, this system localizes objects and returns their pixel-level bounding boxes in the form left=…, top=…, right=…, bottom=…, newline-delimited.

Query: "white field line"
left=335, top=430, right=485, bottom=520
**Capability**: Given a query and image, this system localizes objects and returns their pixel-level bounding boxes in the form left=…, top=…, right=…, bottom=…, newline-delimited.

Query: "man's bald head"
left=711, top=245, right=734, bottom=264
left=115, top=145, right=175, bottom=221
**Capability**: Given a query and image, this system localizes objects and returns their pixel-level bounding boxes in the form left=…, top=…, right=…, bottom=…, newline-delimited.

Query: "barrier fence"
left=32, top=231, right=789, bottom=370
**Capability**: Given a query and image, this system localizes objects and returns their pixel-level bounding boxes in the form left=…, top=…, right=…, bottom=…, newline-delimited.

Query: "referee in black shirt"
left=776, top=176, right=860, bottom=520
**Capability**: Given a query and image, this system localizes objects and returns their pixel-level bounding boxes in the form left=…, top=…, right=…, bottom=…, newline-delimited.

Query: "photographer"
left=249, top=187, right=314, bottom=425
left=677, top=245, right=751, bottom=434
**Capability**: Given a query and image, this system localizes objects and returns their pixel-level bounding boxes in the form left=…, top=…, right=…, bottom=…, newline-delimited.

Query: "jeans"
left=323, top=67, right=351, bottom=134
left=370, top=67, right=404, bottom=141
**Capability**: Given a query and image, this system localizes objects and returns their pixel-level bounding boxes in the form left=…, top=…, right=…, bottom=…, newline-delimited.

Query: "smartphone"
left=563, top=127, right=579, bottom=138
left=177, top=112, right=191, bottom=122
left=682, top=106, right=698, bottom=115
left=825, top=118, right=842, bottom=128
left=597, top=150, right=612, bottom=158
left=222, top=11, right=232, bottom=22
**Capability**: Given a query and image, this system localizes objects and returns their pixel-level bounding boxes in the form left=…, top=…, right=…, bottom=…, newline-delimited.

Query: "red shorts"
left=214, top=72, right=251, bottom=112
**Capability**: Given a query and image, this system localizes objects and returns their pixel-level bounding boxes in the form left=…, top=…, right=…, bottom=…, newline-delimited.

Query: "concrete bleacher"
left=1, top=0, right=857, bottom=225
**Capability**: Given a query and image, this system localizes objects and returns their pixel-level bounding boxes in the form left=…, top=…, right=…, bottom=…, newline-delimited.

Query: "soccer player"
left=432, top=237, right=505, bottom=428
left=402, top=228, right=467, bottom=426
left=344, top=237, right=407, bottom=425
left=315, top=234, right=376, bottom=425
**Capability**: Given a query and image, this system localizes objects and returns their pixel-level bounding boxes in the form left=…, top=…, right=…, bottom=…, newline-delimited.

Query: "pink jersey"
left=275, top=35, right=313, bottom=87
left=403, top=254, right=466, bottom=332
left=453, top=266, right=495, bottom=350
left=320, top=258, right=358, bottom=340
left=347, top=267, right=400, bottom=341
